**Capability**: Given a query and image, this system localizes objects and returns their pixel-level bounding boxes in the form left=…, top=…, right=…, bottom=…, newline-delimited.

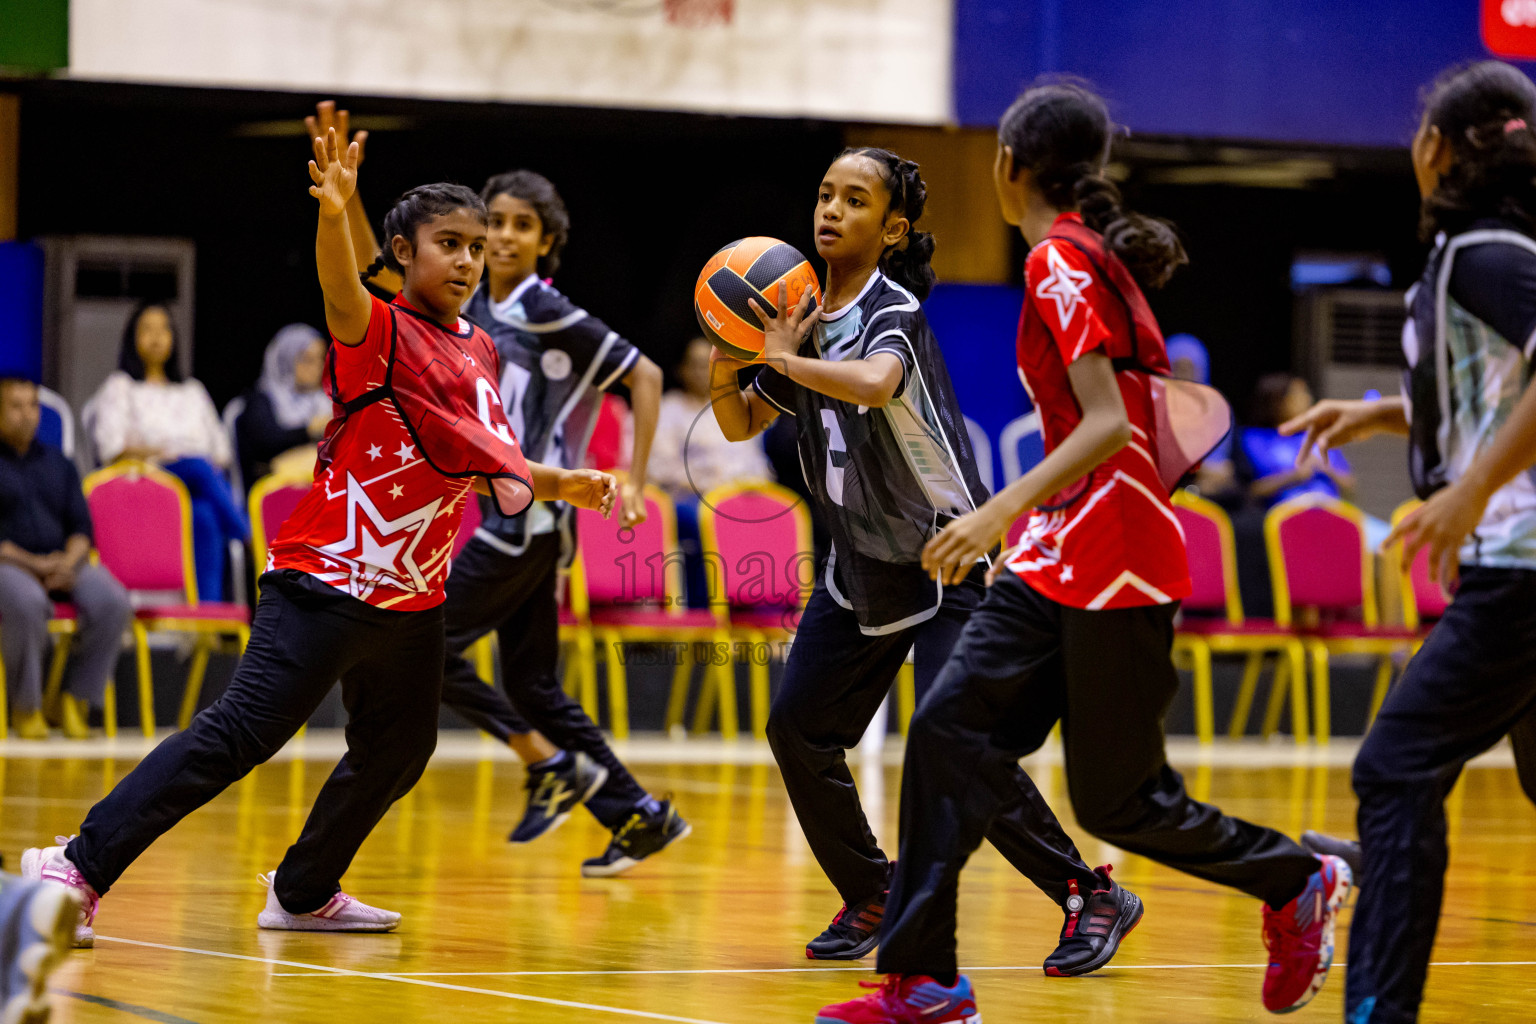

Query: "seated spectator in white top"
left=651, top=336, right=772, bottom=500
left=0, top=378, right=131, bottom=739
left=236, top=324, right=330, bottom=487
left=89, top=303, right=248, bottom=601
left=651, top=337, right=773, bottom=606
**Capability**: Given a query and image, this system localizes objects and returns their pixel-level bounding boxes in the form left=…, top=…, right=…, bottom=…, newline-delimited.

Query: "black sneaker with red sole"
left=1043, top=864, right=1143, bottom=977
left=806, top=890, right=885, bottom=960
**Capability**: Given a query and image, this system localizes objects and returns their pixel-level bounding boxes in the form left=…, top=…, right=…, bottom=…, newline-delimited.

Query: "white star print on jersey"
left=1035, top=243, right=1094, bottom=331
left=311, top=472, right=443, bottom=601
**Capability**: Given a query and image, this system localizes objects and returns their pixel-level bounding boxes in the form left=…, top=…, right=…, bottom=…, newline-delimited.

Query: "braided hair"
left=838, top=147, right=938, bottom=300
left=481, top=170, right=571, bottom=278
left=359, top=183, right=488, bottom=283
left=1418, top=61, right=1536, bottom=241
left=999, top=80, right=1187, bottom=290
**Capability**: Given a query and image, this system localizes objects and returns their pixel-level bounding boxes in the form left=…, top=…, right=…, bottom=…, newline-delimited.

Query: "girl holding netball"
left=711, top=147, right=1140, bottom=975
left=23, top=128, right=615, bottom=944
left=816, top=82, right=1349, bottom=1023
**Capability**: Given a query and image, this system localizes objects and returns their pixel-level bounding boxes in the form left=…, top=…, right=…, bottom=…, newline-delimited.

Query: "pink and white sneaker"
left=255, top=873, right=401, bottom=932
left=19, top=837, right=99, bottom=949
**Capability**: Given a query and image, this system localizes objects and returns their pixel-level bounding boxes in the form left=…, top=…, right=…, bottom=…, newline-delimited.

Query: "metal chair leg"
left=665, top=648, right=693, bottom=733
left=1366, top=654, right=1394, bottom=729
left=1186, top=638, right=1215, bottom=744
left=1228, top=651, right=1265, bottom=738
left=602, top=628, right=629, bottom=740
left=1308, top=640, right=1332, bottom=744
left=1261, top=654, right=1291, bottom=740
left=178, top=637, right=211, bottom=731
left=747, top=630, right=770, bottom=741
left=132, top=621, right=155, bottom=738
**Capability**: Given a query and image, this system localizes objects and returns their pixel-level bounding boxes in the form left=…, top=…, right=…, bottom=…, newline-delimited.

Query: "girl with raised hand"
left=712, top=147, right=1136, bottom=975
left=817, top=83, right=1348, bottom=1024
left=310, top=94, right=681, bottom=873
left=1283, top=60, right=1536, bottom=1024
left=22, top=128, right=615, bottom=946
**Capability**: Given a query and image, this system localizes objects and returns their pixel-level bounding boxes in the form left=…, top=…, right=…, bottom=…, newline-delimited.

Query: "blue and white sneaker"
left=0, top=875, right=80, bottom=1024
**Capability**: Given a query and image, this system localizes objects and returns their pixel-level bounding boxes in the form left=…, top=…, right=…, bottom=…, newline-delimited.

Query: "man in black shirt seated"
left=0, top=378, right=130, bottom=739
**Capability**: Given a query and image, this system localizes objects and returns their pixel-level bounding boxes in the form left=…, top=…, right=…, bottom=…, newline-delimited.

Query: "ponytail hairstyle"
left=480, top=170, right=571, bottom=278
left=839, top=146, right=938, bottom=300
left=359, top=183, right=488, bottom=284
left=1418, top=61, right=1536, bottom=241
left=998, top=79, right=1187, bottom=290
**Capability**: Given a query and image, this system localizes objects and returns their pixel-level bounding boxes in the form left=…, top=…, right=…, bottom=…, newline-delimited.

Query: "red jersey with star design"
left=1003, top=213, right=1191, bottom=610
left=267, top=294, right=501, bottom=611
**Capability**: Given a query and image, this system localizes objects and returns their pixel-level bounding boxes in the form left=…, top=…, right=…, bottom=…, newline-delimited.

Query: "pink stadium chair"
left=82, top=462, right=250, bottom=737
left=249, top=471, right=310, bottom=574
left=1265, top=494, right=1418, bottom=741
left=1391, top=499, right=1450, bottom=631
left=696, top=481, right=813, bottom=740
left=575, top=486, right=719, bottom=739
left=1171, top=491, right=1309, bottom=745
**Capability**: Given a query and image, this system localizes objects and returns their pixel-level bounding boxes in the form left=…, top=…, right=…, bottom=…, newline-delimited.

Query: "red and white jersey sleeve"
left=266, top=296, right=477, bottom=611
left=1005, top=216, right=1191, bottom=610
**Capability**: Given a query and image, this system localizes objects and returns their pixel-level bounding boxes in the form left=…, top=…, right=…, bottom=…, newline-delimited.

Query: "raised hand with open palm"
left=308, top=127, right=360, bottom=217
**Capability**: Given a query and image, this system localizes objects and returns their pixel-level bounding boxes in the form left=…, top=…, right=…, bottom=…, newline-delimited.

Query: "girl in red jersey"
left=21, top=130, right=615, bottom=946
left=815, top=82, right=1348, bottom=1024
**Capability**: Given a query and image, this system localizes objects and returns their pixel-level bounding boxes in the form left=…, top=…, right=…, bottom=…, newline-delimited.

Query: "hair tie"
left=1506, top=118, right=1529, bottom=134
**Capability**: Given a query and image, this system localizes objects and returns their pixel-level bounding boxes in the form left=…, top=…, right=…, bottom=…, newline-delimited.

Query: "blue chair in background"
left=36, top=386, right=74, bottom=458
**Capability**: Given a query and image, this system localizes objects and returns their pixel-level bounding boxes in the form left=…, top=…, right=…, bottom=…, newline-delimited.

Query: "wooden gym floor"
left=0, top=734, right=1532, bottom=1024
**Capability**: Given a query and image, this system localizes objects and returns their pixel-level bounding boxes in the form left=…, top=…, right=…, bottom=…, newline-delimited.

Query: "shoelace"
left=45, top=836, right=99, bottom=917
left=856, top=975, right=906, bottom=1009
left=612, top=811, right=645, bottom=849
left=258, top=873, right=356, bottom=918
left=1262, top=906, right=1303, bottom=955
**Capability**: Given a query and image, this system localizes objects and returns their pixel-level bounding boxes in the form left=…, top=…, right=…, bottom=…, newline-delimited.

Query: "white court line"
left=95, top=936, right=732, bottom=1024
left=267, top=960, right=1536, bottom=978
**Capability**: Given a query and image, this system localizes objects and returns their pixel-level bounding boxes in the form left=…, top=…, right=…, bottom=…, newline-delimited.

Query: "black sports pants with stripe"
left=767, top=567, right=1099, bottom=911
left=437, top=532, right=647, bottom=830
left=1347, top=567, right=1536, bottom=1024
left=877, top=571, right=1319, bottom=977
left=69, top=569, right=443, bottom=914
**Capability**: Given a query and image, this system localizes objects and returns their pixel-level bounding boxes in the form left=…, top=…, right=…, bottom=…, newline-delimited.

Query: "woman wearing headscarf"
left=237, top=324, right=332, bottom=487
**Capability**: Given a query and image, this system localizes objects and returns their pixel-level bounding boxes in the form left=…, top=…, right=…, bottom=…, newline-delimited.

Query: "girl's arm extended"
left=750, top=289, right=903, bottom=408
left=1383, top=380, right=1536, bottom=584
left=709, top=348, right=782, bottom=441
left=477, top=464, right=617, bottom=517
left=921, top=351, right=1131, bottom=584
left=306, top=101, right=404, bottom=298
left=308, top=128, right=372, bottom=347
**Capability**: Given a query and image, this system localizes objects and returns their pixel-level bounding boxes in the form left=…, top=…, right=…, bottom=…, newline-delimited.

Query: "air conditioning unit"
left=40, top=236, right=196, bottom=433
left=1293, top=287, right=1411, bottom=520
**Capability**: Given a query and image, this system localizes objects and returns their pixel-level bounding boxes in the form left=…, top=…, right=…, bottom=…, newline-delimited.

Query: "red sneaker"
left=1261, top=854, right=1353, bottom=1013
left=814, top=974, right=980, bottom=1023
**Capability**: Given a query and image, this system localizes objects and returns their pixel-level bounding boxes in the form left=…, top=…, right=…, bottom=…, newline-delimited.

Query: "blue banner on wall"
left=924, top=282, right=1043, bottom=493
left=0, top=241, right=45, bottom=382
left=955, top=1, right=1536, bottom=147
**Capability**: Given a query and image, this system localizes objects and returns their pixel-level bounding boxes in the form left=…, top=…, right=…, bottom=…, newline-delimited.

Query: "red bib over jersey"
left=1004, top=214, right=1192, bottom=610
left=268, top=294, right=533, bottom=611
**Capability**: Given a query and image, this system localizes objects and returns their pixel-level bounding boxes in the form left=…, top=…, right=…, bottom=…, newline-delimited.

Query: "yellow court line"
left=94, top=936, right=734, bottom=1024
